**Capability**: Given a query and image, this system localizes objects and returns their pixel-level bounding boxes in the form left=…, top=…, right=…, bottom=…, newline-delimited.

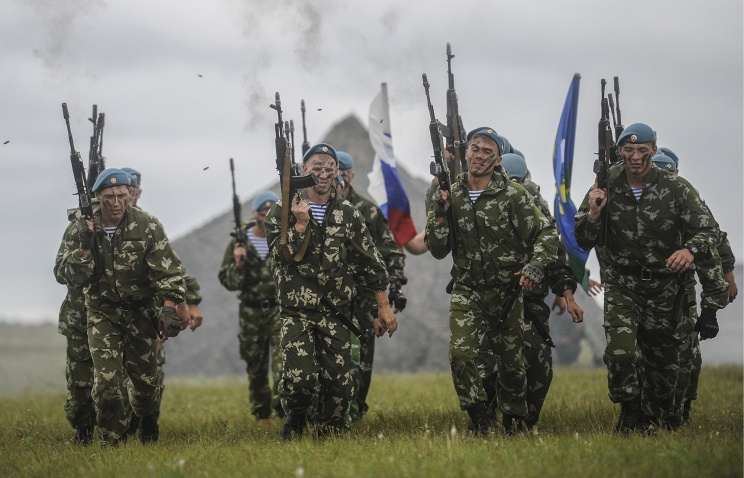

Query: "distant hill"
left=168, top=115, right=697, bottom=376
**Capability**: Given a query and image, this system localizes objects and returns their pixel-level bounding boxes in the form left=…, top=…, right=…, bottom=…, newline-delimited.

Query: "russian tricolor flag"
left=367, top=83, right=417, bottom=246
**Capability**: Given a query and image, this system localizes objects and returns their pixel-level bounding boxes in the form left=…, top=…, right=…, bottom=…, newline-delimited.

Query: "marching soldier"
left=575, top=123, right=727, bottom=432
left=500, top=153, right=584, bottom=428
left=56, top=168, right=191, bottom=445
left=218, top=190, right=283, bottom=425
left=335, top=150, right=407, bottom=421
left=265, top=143, right=396, bottom=439
left=426, top=128, right=560, bottom=435
left=650, top=151, right=735, bottom=426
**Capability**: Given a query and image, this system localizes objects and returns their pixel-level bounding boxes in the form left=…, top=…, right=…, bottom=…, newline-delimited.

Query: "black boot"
left=280, top=412, right=306, bottom=441
left=502, top=414, right=527, bottom=436
left=73, top=425, right=93, bottom=445
left=138, top=415, right=160, bottom=444
left=614, top=399, right=642, bottom=434
left=466, top=403, right=494, bottom=436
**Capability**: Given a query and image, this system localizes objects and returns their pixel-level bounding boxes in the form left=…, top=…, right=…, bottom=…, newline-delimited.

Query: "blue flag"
left=552, top=73, right=590, bottom=288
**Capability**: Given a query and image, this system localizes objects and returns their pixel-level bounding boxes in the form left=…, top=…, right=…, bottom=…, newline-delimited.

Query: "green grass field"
left=0, top=367, right=741, bottom=478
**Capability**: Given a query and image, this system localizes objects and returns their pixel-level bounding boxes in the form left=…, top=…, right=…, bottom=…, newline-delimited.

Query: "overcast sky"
left=1, top=0, right=741, bottom=320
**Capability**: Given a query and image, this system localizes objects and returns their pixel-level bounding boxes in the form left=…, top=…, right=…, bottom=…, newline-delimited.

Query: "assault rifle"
left=593, top=79, right=615, bottom=245
left=300, top=99, right=310, bottom=155
left=269, top=92, right=316, bottom=261
left=444, top=43, right=467, bottom=176
left=608, top=76, right=624, bottom=142
left=86, top=104, right=106, bottom=189
left=62, top=103, right=93, bottom=219
left=423, top=73, right=457, bottom=257
left=228, top=157, right=245, bottom=245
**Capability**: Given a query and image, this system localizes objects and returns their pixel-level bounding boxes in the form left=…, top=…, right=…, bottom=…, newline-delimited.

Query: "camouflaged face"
left=56, top=206, right=187, bottom=306
left=346, top=187, right=407, bottom=288
left=265, top=197, right=389, bottom=314
left=426, top=170, right=560, bottom=288
left=218, top=224, right=277, bottom=302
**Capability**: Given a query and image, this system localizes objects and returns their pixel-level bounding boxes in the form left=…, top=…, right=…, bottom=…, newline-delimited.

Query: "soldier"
left=650, top=151, right=736, bottom=426
left=266, top=143, right=396, bottom=439
left=500, top=153, right=584, bottom=429
left=218, top=190, right=283, bottom=426
left=56, top=168, right=191, bottom=445
left=425, top=127, right=560, bottom=435
left=121, top=167, right=204, bottom=436
left=54, top=209, right=96, bottom=444
left=335, top=150, right=407, bottom=421
left=575, top=123, right=727, bottom=432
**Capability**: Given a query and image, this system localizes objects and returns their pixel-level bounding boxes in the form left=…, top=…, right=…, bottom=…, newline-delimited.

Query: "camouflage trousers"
left=522, top=297, right=553, bottom=427
left=350, top=294, right=376, bottom=421
left=673, top=300, right=702, bottom=422
left=451, top=284, right=527, bottom=418
left=124, top=338, right=166, bottom=423
left=602, top=278, right=685, bottom=422
left=62, top=324, right=96, bottom=431
left=279, top=307, right=354, bottom=430
left=238, top=302, right=282, bottom=419
left=87, top=302, right=159, bottom=444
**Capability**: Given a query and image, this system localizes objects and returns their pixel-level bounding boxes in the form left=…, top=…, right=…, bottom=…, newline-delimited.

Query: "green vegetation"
left=0, top=367, right=740, bottom=477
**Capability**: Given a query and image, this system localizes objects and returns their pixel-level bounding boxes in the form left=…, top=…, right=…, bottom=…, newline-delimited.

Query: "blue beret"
left=617, top=123, right=657, bottom=147
left=253, top=191, right=279, bottom=211
left=658, top=147, right=679, bottom=168
left=121, top=167, right=142, bottom=187
left=501, top=153, right=529, bottom=181
left=302, top=143, right=337, bottom=163
left=91, top=168, right=132, bottom=193
left=466, top=127, right=511, bottom=155
left=336, top=151, right=353, bottom=171
left=651, top=152, right=677, bottom=173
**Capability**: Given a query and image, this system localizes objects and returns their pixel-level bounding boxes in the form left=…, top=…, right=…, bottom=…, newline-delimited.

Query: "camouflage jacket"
left=56, top=206, right=187, bottom=308
left=346, top=187, right=406, bottom=288
left=218, top=222, right=276, bottom=303
left=426, top=168, right=561, bottom=289
left=575, top=165, right=727, bottom=309
left=265, top=192, right=388, bottom=314
left=521, top=180, right=577, bottom=299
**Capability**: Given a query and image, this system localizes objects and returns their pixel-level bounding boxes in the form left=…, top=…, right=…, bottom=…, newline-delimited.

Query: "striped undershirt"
left=247, top=229, right=269, bottom=260
left=102, top=225, right=117, bottom=239
left=308, top=202, right=328, bottom=224
left=468, top=190, right=484, bottom=202
left=631, top=187, right=643, bottom=201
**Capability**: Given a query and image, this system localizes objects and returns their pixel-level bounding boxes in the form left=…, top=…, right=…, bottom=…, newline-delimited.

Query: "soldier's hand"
left=291, top=195, right=310, bottom=232
left=175, top=302, right=191, bottom=329
left=437, top=189, right=450, bottom=208
left=696, top=308, right=719, bottom=340
left=724, top=271, right=738, bottom=303
left=566, top=299, right=584, bottom=324
left=188, top=304, right=204, bottom=331
left=587, top=187, right=607, bottom=221
left=666, top=248, right=694, bottom=272
left=233, top=245, right=247, bottom=268
left=587, top=279, right=604, bottom=296
left=79, top=219, right=96, bottom=250
left=372, top=318, right=386, bottom=337
left=518, top=273, right=537, bottom=290
left=378, top=305, right=397, bottom=336
left=552, top=296, right=567, bottom=314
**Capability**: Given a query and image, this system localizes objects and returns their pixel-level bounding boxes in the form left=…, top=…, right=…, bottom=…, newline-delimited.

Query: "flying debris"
left=2, top=140, right=9, bottom=145
left=316, top=108, right=323, bottom=111
left=202, top=166, right=210, bottom=171
left=197, top=74, right=203, bottom=78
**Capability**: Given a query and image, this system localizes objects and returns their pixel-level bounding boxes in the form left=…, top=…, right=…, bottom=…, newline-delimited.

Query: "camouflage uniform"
left=266, top=193, right=388, bottom=432
left=426, top=169, right=560, bottom=421
left=520, top=180, right=578, bottom=427
left=218, top=225, right=282, bottom=419
left=575, top=165, right=726, bottom=424
left=345, top=187, right=406, bottom=420
left=56, top=206, right=187, bottom=444
left=53, top=211, right=95, bottom=435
